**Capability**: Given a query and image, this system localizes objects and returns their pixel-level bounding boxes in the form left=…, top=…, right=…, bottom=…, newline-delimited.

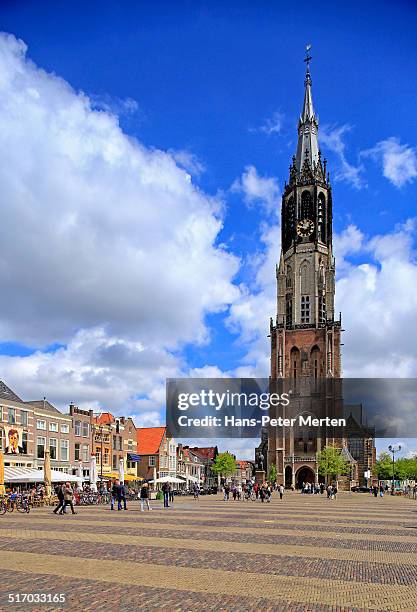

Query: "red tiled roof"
left=93, top=412, right=115, bottom=425
left=189, top=446, right=217, bottom=460
left=137, top=427, right=166, bottom=455
left=236, top=460, right=249, bottom=468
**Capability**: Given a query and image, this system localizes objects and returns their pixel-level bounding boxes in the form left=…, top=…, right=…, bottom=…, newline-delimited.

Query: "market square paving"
left=1, top=492, right=417, bottom=611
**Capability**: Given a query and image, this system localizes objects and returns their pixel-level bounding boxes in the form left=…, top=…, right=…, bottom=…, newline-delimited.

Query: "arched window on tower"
left=284, top=197, right=295, bottom=251
left=290, top=347, right=300, bottom=379
left=310, top=346, right=321, bottom=379
left=301, top=190, right=313, bottom=219
left=300, top=262, right=309, bottom=294
left=286, top=266, right=292, bottom=289
left=317, top=193, right=326, bottom=242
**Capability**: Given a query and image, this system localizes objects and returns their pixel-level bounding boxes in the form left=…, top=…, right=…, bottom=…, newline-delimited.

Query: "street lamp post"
left=388, top=444, right=401, bottom=495
left=100, top=425, right=104, bottom=482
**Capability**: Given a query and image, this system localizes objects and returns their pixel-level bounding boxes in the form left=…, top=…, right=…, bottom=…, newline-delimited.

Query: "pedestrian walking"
left=61, top=482, right=77, bottom=515
left=111, top=479, right=121, bottom=511
left=140, top=482, right=151, bottom=511
left=379, top=484, right=384, bottom=498
left=53, top=484, right=65, bottom=514
left=121, top=483, right=128, bottom=510
left=162, top=482, right=170, bottom=507
left=279, top=484, right=284, bottom=500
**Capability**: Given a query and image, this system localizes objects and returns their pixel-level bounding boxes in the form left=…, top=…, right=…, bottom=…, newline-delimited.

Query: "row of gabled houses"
left=0, top=380, right=253, bottom=487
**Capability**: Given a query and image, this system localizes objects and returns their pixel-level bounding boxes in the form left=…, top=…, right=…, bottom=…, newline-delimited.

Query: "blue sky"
left=0, top=1, right=416, bottom=458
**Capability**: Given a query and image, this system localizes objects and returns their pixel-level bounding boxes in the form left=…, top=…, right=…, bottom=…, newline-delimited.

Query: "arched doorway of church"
left=285, top=465, right=292, bottom=489
left=296, top=466, right=315, bottom=489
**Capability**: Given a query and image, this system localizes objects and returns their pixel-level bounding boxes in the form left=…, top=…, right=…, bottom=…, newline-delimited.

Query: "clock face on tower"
left=297, top=218, right=315, bottom=237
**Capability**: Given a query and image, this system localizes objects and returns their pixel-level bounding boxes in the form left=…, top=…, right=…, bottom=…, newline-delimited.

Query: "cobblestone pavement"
left=1, top=493, right=417, bottom=611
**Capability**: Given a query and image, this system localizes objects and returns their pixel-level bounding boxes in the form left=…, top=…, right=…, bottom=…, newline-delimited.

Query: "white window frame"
left=60, top=439, right=69, bottom=462
left=37, top=436, right=46, bottom=459
left=37, top=419, right=46, bottom=430
left=49, top=422, right=58, bottom=432
left=49, top=438, right=58, bottom=460
left=82, top=444, right=89, bottom=462
left=61, top=423, right=69, bottom=434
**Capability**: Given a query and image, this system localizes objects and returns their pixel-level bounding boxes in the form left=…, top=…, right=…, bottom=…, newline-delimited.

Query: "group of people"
left=299, top=482, right=340, bottom=498
left=53, top=482, right=77, bottom=515
left=222, top=481, right=285, bottom=502
left=300, top=482, right=326, bottom=495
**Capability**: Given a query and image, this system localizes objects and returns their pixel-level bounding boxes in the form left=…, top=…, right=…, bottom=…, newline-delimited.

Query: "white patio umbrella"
left=89, top=455, right=97, bottom=492
left=119, top=457, right=125, bottom=484
left=154, top=476, right=186, bottom=484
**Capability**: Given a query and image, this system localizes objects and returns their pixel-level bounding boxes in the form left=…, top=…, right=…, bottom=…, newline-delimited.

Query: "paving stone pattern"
left=0, top=492, right=416, bottom=611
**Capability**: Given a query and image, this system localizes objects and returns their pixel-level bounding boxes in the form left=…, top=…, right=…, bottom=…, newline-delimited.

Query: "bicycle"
left=0, top=498, right=7, bottom=515
left=16, top=496, right=31, bottom=514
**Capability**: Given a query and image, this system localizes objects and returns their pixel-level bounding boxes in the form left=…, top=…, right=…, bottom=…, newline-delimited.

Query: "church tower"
left=268, top=49, right=343, bottom=488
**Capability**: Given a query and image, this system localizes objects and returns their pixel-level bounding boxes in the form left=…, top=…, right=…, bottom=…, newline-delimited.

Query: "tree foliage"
left=374, top=452, right=417, bottom=480
left=373, top=451, right=392, bottom=479
left=211, top=452, right=237, bottom=477
left=268, top=463, right=277, bottom=483
left=317, top=446, right=350, bottom=480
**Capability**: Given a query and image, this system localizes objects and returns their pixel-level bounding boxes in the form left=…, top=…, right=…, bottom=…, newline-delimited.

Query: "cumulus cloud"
left=320, top=124, right=365, bottom=189
left=231, top=165, right=280, bottom=215
left=336, top=219, right=417, bottom=376
left=226, top=221, right=279, bottom=377
left=361, top=137, right=417, bottom=188
left=0, top=327, right=180, bottom=419
left=0, top=33, right=240, bottom=350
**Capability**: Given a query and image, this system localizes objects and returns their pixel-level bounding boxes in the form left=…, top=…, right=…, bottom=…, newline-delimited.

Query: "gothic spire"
left=295, top=45, right=319, bottom=177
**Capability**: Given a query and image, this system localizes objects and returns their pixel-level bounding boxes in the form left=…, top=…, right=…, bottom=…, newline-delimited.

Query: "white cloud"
left=253, top=111, right=285, bottom=135
left=320, top=124, right=365, bottom=189
left=231, top=165, right=280, bottom=215
left=333, top=224, right=364, bottom=272
left=226, top=221, right=279, bottom=377
left=0, top=327, right=180, bottom=416
left=168, top=149, right=206, bottom=177
left=362, top=137, right=417, bottom=188
left=89, top=94, right=140, bottom=117
left=0, top=33, right=240, bottom=349
left=336, top=219, right=417, bottom=376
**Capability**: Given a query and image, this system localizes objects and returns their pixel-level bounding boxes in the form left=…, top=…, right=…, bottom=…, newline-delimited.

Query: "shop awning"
left=4, top=467, right=83, bottom=484
left=124, top=474, right=143, bottom=482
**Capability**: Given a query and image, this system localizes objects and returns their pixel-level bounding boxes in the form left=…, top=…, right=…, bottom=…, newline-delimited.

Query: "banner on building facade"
left=4, top=426, right=24, bottom=454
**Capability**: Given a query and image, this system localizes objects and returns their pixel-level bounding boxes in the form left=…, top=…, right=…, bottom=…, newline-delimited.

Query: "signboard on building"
left=4, top=426, right=24, bottom=454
